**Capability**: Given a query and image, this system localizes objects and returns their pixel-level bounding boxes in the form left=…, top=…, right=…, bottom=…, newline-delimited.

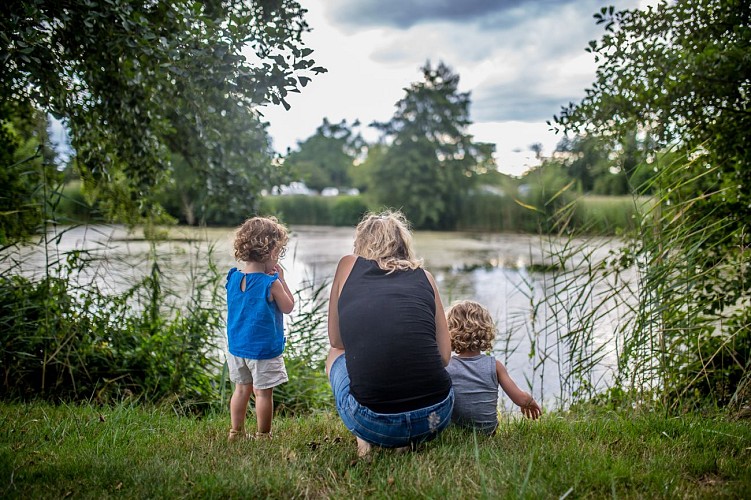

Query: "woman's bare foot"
left=356, top=437, right=372, bottom=458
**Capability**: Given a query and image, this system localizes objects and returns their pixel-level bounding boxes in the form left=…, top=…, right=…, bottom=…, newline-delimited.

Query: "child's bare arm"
left=496, top=359, right=541, bottom=420
left=269, top=265, right=294, bottom=314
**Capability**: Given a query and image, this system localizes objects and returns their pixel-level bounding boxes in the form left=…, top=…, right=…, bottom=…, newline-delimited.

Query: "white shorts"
left=227, top=354, right=288, bottom=389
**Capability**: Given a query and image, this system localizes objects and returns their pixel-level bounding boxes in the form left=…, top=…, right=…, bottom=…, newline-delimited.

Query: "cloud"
left=321, top=0, right=641, bottom=125
left=325, top=0, right=580, bottom=30
left=264, top=0, right=644, bottom=175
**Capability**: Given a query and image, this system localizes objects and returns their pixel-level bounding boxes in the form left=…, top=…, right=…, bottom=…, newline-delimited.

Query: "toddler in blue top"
left=226, top=216, right=294, bottom=441
left=445, top=300, right=541, bottom=434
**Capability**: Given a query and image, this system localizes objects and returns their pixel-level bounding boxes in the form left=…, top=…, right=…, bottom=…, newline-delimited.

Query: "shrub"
left=0, top=243, right=224, bottom=411
left=273, top=281, right=333, bottom=414
left=330, top=196, right=368, bottom=226
left=259, top=195, right=334, bottom=225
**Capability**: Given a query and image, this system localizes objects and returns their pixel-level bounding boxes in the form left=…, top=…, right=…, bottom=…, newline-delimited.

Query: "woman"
left=325, top=210, right=454, bottom=457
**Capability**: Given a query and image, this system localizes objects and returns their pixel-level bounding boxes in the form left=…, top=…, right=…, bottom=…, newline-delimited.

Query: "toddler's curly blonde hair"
left=446, top=300, right=496, bottom=353
left=233, top=216, right=289, bottom=264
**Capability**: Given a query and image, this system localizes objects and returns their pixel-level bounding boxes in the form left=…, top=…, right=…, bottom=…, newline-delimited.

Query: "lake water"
left=6, top=224, right=635, bottom=412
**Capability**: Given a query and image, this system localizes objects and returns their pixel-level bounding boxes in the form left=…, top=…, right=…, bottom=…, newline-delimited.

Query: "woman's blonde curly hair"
left=446, top=300, right=497, bottom=353
left=353, top=210, right=423, bottom=272
left=233, top=216, right=289, bottom=264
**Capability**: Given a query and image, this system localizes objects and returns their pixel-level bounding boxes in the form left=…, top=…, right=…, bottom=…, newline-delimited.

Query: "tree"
left=555, top=132, right=653, bottom=195
left=552, top=1, right=750, bottom=233
left=552, top=0, right=751, bottom=409
left=370, top=62, right=495, bottom=229
left=156, top=100, right=281, bottom=226
left=284, top=118, right=365, bottom=192
left=555, top=135, right=607, bottom=193
left=1, top=0, right=325, bottom=224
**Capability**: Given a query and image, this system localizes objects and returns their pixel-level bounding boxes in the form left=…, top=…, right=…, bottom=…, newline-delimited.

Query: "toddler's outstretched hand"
left=520, top=398, right=541, bottom=420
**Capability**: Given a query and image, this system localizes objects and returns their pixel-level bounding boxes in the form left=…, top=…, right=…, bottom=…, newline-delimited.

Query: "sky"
left=261, top=0, right=651, bottom=177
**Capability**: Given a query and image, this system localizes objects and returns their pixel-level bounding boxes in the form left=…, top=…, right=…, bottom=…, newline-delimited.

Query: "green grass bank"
left=2, top=402, right=749, bottom=498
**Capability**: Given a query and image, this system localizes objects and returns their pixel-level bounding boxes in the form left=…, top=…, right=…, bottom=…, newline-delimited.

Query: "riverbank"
left=2, top=402, right=749, bottom=498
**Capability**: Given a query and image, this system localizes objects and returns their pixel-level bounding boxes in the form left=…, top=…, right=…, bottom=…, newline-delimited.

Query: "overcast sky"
left=261, top=0, right=650, bottom=177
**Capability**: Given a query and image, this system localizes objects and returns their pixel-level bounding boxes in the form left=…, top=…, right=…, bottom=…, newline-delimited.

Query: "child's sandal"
left=228, top=429, right=249, bottom=442
left=254, top=431, right=272, bottom=440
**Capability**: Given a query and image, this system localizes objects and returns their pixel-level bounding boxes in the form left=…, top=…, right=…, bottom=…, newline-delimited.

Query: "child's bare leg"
left=230, top=383, right=253, bottom=435
left=253, top=387, right=274, bottom=435
left=325, top=347, right=345, bottom=377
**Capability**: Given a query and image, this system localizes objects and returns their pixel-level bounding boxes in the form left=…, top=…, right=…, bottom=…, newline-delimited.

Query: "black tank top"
left=338, top=257, right=452, bottom=413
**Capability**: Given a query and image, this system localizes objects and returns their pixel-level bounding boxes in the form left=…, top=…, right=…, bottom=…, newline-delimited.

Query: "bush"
left=273, top=281, right=334, bottom=414
left=259, top=194, right=371, bottom=227
left=259, top=195, right=335, bottom=225
left=0, top=244, right=224, bottom=411
left=456, top=192, right=536, bottom=232
left=330, top=196, right=368, bottom=226
left=666, top=307, right=751, bottom=410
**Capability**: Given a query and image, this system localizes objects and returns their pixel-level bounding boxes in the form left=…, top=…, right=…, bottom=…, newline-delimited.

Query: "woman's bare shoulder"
left=334, top=254, right=358, bottom=279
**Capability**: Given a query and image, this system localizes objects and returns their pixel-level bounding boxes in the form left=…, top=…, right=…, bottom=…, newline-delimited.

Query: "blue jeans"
left=329, top=354, right=454, bottom=448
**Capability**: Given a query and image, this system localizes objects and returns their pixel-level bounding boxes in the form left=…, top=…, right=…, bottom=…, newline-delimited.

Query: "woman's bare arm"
left=425, top=270, right=451, bottom=366
left=327, top=254, right=357, bottom=349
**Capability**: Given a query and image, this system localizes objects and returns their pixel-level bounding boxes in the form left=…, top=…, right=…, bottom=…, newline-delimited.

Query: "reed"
left=501, top=146, right=750, bottom=414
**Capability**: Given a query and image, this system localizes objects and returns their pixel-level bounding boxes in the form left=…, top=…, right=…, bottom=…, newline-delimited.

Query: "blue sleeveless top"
left=225, top=267, right=285, bottom=359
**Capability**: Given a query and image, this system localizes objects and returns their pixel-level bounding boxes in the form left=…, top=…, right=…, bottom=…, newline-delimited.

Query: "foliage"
left=552, top=0, right=750, bottom=254
left=454, top=193, right=531, bottom=233
left=55, top=180, right=102, bottom=224
left=259, top=192, right=638, bottom=235
left=260, top=195, right=337, bottom=225
left=274, top=281, right=333, bottom=414
left=349, top=141, right=385, bottom=193
left=517, top=162, right=577, bottom=234
left=330, top=195, right=369, bottom=227
left=552, top=0, right=751, bottom=411
left=571, top=195, right=644, bottom=235
left=0, top=241, right=224, bottom=409
left=284, top=118, right=365, bottom=191
left=3, top=402, right=751, bottom=498
left=1, top=0, right=325, bottom=223
left=0, top=102, right=59, bottom=244
left=554, top=131, right=656, bottom=196
left=608, top=151, right=751, bottom=412
left=260, top=194, right=370, bottom=226
left=156, top=107, right=280, bottom=227
left=369, top=62, right=495, bottom=229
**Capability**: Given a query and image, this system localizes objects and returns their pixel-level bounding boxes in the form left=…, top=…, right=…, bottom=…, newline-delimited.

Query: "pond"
left=7, top=224, right=636, bottom=412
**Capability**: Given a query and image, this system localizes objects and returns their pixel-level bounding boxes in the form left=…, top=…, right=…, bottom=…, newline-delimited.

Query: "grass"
left=2, top=402, right=750, bottom=498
